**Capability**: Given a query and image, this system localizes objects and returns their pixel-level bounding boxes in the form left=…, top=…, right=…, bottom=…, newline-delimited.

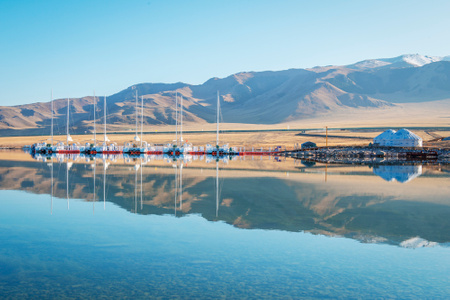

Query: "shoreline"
left=1, top=127, right=449, bottom=150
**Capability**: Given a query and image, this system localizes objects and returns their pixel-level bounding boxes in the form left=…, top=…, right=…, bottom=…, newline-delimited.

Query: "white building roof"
left=392, top=129, right=422, bottom=141
left=374, top=129, right=396, bottom=141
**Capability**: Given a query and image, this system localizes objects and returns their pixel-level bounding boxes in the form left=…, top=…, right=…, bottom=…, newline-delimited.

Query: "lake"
left=0, top=152, right=449, bottom=298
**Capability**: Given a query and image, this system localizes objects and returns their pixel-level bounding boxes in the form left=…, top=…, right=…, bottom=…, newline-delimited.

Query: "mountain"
left=347, top=54, right=450, bottom=69
left=1, top=54, right=450, bottom=135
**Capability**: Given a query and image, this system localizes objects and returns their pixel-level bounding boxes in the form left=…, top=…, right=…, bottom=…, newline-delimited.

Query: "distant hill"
left=1, top=54, right=450, bottom=135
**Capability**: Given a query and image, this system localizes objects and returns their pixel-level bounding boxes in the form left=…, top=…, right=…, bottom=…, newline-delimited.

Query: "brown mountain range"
left=1, top=54, right=450, bottom=136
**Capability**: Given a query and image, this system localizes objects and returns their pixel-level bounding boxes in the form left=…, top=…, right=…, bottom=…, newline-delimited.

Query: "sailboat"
left=33, top=90, right=57, bottom=155
left=98, top=96, right=120, bottom=155
left=165, top=92, right=192, bottom=160
left=82, top=92, right=98, bottom=155
left=178, top=94, right=193, bottom=157
left=206, top=91, right=229, bottom=156
left=164, top=92, right=179, bottom=157
left=124, top=92, right=148, bottom=156
left=59, top=98, right=80, bottom=154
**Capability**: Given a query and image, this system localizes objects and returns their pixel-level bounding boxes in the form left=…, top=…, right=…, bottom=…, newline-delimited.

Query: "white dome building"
left=373, top=129, right=422, bottom=147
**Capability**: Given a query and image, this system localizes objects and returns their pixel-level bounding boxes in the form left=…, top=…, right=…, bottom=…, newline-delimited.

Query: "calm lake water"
left=0, top=152, right=449, bottom=299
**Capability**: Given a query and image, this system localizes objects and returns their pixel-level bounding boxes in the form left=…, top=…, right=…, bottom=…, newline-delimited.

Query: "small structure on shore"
left=301, top=141, right=317, bottom=149
left=373, top=129, right=422, bottom=147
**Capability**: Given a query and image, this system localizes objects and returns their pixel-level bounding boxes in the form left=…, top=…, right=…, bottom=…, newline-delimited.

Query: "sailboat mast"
left=216, top=91, right=219, bottom=147
left=135, top=90, right=138, bottom=140
left=51, top=90, right=53, bottom=147
left=175, top=92, right=178, bottom=146
left=140, top=96, right=143, bottom=148
left=104, top=96, right=107, bottom=143
left=93, top=91, right=96, bottom=146
left=66, top=98, right=69, bottom=146
left=180, top=95, right=183, bottom=144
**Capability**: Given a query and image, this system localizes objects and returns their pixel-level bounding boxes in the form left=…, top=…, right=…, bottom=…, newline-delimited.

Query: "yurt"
left=373, top=129, right=396, bottom=146
left=391, top=129, right=423, bottom=147
left=373, top=129, right=422, bottom=147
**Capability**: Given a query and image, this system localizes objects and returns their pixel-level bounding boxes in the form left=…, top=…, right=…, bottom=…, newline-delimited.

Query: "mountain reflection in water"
left=0, top=154, right=449, bottom=248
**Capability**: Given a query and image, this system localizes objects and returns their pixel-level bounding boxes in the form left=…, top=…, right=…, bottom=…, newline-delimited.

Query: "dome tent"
left=373, top=129, right=422, bottom=147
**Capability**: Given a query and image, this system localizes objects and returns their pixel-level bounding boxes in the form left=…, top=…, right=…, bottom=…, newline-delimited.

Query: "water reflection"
left=373, top=164, right=422, bottom=183
left=1, top=153, right=449, bottom=248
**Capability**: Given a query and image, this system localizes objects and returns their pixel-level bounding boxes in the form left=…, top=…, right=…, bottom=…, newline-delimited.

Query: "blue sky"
left=1, top=0, right=449, bottom=106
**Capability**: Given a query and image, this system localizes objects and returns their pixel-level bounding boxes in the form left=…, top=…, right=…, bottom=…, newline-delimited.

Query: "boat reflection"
left=1, top=154, right=449, bottom=248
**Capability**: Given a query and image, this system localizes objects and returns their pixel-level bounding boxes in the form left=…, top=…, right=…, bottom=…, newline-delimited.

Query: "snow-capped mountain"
left=348, top=54, right=450, bottom=70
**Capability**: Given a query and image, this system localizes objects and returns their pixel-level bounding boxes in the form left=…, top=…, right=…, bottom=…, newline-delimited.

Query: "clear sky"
left=1, top=0, right=449, bottom=106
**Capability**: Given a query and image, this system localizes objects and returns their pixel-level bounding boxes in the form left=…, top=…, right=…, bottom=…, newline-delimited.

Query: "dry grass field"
left=1, top=100, right=449, bottom=149
left=1, top=127, right=449, bottom=150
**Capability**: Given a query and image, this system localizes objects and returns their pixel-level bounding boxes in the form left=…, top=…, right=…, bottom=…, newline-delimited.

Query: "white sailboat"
left=58, top=98, right=80, bottom=154
left=82, top=92, right=98, bottom=155
left=139, top=95, right=148, bottom=154
left=66, top=98, right=73, bottom=145
left=34, top=90, right=56, bottom=154
left=206, top=91, right=229, bottom=156
left=125, top=91, right=148, bottom=155
left=164, top=92, right=179, bottom=156
left=97, top=95, right=119, bottom=154
left=134, top=91, right=140, bottom=143
left=103, top=96, right=109, bottom=144
left=178, top=94, right=192, bottom=156
left=165, top=92, right=192, bottom=159
left=99, top=96, right=110, bottom=153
